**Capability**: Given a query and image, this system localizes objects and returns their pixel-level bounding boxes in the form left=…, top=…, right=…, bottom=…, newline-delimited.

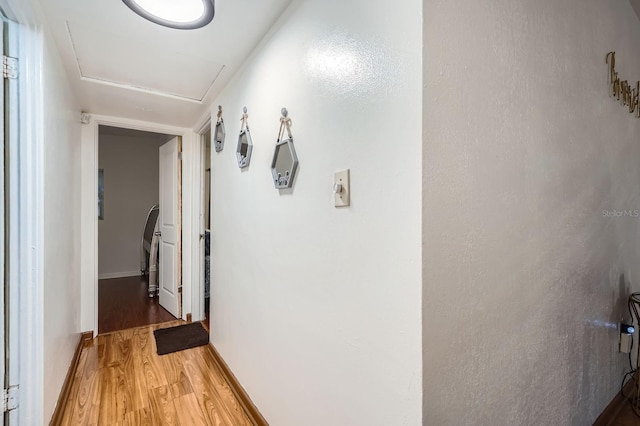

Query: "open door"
left=158, top=137, right=181, bottom=318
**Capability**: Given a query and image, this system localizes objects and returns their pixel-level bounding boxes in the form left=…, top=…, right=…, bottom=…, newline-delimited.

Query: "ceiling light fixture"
left=122, top=0, right=215, bottom=30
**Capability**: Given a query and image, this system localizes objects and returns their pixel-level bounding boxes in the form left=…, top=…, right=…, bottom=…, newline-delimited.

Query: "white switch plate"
left=334, top=169, right=350, bottom=207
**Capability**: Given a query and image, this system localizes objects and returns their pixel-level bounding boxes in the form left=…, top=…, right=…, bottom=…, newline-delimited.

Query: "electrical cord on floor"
left=620, top=343, right=640, bottom=417
left=622, top=371, right=635, bottom=397
left=628, top=300, right=635, bottom=372
left=630, top=335, right=635, bottom=371
left=621, top=296, right=640, bottom=418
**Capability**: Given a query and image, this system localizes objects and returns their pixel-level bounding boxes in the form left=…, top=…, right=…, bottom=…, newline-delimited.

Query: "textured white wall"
left=42, top=35, right=82, bottom=421
left=207, top=0, right=422, bottom=424
left=98, top=132, right=165, bottom=278
left=424, top=0, right=640, bottom=424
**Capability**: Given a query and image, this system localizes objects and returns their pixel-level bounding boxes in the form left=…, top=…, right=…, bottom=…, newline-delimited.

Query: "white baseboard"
left=98, top=270, right=141, bottom=280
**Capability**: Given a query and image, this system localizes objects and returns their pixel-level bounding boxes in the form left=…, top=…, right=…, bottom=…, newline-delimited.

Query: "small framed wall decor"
left=236, top=106, right=253, bottom=168
left=214, top=105, right=225, bottom=152
left=270, top=108, right=299, bottom=189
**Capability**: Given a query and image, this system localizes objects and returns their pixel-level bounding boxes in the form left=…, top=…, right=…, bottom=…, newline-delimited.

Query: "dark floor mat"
left=153, top=322, right=209, bottom=355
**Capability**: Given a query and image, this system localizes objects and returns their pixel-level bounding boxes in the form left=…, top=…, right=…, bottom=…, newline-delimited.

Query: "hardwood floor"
left=99, top=276, right=176, bottom=334
left=610, top=398, right=640, bottom=425
left=60, top=322, right=252, bottom=425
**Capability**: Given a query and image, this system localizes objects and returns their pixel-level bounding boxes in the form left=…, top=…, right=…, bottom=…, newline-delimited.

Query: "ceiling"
left=38, top=0, right=293, bottom=128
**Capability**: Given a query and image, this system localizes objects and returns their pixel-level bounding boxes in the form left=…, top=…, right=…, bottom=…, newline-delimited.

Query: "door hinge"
left=3, top=56, right=18, bottom=79
left=3, top=385, right=18, bottom=412
left=178, top=152, right=183, bottom=161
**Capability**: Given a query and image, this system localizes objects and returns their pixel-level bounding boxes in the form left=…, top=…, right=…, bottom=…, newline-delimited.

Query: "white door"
left=159, top=137, right=180, bottom=318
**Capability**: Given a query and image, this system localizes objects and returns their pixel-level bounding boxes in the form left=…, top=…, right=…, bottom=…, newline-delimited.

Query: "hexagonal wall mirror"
left=236, top=130, right=253, bottom=168
left=271, top=138, right=298, bottom=188
left=236, top=107, right=253, bottom=168
left=214, top=105, right=225, bottom=152
left=271, top=108, right=299, bottom=189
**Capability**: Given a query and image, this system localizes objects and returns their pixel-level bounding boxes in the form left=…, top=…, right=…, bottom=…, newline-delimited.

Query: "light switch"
left=334, top=169, right=350, bottom=207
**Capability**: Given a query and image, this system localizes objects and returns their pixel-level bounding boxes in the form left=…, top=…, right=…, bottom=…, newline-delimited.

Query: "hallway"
left=5, top=0, right=640, bottom=423
left=59, top=322, right=252, bottom=425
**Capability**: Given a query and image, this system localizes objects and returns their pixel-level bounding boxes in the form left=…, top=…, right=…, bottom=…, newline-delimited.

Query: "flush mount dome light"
left=123, top=0, right=214, bottom=30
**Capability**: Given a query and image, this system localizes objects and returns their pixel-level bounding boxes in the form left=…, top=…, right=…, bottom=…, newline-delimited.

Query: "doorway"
left=200, top=124, right=212, bottom=330
left=97, top=125, right=180, bottom=333
left=82, top=116, right=197, bottom=337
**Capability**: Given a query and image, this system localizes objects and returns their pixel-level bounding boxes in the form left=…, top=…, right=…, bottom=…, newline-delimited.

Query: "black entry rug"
left=154, top=322, right=209, bottom=355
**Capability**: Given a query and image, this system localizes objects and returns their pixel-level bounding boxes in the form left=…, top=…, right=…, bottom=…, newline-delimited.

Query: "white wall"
left=423, top=0, right=640, bottom=424
left=207, top=0, right=422, bottom=424
left=41, top=29, right=82, bottom=424
left=98, top=131, right=166, bottom=278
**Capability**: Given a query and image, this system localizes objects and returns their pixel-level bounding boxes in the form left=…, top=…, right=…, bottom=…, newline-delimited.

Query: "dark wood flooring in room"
left=99, top=276, right=176, bottom=334
left=611, top=400, right=640, bottom=425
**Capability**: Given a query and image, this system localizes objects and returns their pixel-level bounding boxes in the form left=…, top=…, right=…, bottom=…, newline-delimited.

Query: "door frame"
left=195, top=116, right=211, bottom=324
left=3, top=14, right=20, bottom=425
left=80, top=114, right=197, bottom=335
left=0, top=1, right=46, bottom=422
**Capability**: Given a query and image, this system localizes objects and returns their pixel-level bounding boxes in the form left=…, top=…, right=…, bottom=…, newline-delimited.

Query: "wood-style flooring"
left=610, top=398, right=640, bottom=425
left=60, top=321, right=252, bottom=425
left=99, top=276, right=176, bottom=334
